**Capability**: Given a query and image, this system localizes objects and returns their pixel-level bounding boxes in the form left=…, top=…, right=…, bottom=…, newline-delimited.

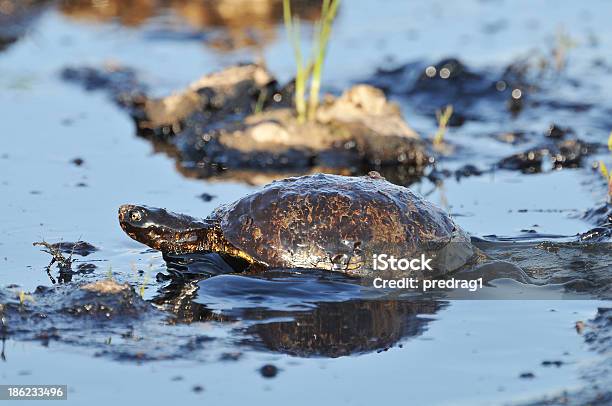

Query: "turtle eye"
left=130, top=210, right=142, bottom=222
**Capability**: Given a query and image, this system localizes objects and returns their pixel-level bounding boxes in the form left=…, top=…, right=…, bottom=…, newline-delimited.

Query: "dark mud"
left=367, top=56, right=606, bottom=128
left=0, top=265, right=444, bottom=361
left=60, top=52, right=612, bottom=198
left=0, top=279, right=227, bottom=362
left=368, top=56, right=608, bottom=177
left=498, top=139, right=598, bottom=173
left=368, top=57, right=533, bottom=121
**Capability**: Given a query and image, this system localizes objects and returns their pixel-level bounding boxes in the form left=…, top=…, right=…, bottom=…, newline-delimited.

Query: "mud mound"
left=63, top=63, right=429, bottom=184
left=0, top=281, right=216, bottom=361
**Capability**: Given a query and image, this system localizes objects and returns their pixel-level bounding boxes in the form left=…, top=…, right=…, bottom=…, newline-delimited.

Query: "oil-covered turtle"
left=118, top=173, right=474, bottom=277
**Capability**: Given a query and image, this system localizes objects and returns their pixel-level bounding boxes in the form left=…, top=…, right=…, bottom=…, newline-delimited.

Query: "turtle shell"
left=215, top=173, right=473, bottom=276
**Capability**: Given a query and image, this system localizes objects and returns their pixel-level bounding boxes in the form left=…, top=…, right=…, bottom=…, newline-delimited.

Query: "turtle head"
left=118, top=204, right=209, bottom=253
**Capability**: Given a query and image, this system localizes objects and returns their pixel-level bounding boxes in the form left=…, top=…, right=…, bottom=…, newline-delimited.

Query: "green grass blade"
left=307, top=0, right=340, bottom=121
left=599, top=160, right=609, bottom=180
left=433, top=105, right=453, bottom=145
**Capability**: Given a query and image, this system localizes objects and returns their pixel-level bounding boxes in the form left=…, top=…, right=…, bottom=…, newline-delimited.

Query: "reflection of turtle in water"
left=246, top=299, right=444, bottom=357
left=148, top=271, right=445, bottom=358
left=119, top=172, right=474, bottom=276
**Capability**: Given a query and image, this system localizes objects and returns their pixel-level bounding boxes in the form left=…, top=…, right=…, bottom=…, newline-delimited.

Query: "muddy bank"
left=0, top=267, right=444, bottom=361
left=0, top=278, right=225, bottom=362
left=63, top=63, right=429, bottom=184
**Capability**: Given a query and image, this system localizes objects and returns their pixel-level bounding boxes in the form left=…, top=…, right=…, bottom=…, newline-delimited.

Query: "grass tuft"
left=307, top=0, right=340, bottom=121
left=600, top=161, right=612, bottom=201
left=433, top=105, right=453, bottom=146
left=552, top=28, right=577, bottom=71
left=283, top=0, right=340, bottom=123
left=599, top=160, right=609, bottom=180
left=599, top=130, right=612, bottom=201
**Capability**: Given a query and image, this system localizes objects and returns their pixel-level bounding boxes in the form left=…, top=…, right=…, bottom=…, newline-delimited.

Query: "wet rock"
left=519, top=372, right=535, bottom=379
left=71, top=157, right=85, bottom=166
left=198, top=193, right=216, bottom=202
left=541, top=360, right=564, bottom=367
left=259, top=364, right=278, bottom=378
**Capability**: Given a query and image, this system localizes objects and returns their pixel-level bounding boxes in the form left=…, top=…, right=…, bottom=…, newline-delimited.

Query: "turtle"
left=118, top=172, right=475, bottom=277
